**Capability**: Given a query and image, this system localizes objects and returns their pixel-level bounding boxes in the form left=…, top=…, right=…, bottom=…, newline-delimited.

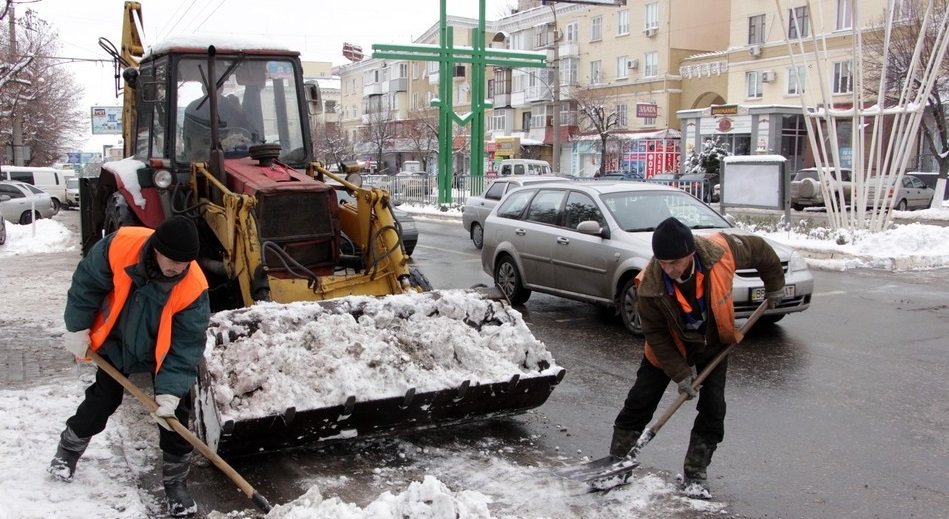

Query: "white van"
left=497, top=159, right=552, bottom=177
left=0, top=166, right=72, bottom=212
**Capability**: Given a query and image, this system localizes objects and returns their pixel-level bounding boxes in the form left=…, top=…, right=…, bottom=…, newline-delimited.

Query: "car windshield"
left=176, top=56, right=305, bottom=165
left=601, top=190, right=730, bottom=232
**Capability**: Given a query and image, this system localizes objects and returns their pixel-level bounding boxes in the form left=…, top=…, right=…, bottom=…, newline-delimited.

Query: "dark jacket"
left=64, top=231, right=211, bottom=396
left=636, top=232, right=785, bottom=382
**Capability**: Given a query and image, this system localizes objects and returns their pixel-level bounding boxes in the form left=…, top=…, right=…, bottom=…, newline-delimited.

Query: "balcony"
left=389, top=77, right=408, bottom=92
left=493, top=92, right=511, bottom=108
left=525, top=84, right=552, bottom=103
left=559, top=42, right=579, bottom=58
left=363, top=82, right=384, bottom=96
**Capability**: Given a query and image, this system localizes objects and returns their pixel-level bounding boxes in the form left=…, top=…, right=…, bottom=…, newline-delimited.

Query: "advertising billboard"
left=91, top=106, right=123, bottom=135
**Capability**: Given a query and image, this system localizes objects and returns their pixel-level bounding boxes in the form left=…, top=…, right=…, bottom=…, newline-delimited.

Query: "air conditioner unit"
left=643, top=27, right=657, bottom=38
left=627, top=59, right=639, bottom=70
left=748, top=45, right=762, bottom=57
left=761, top=70, right=776, bottom=82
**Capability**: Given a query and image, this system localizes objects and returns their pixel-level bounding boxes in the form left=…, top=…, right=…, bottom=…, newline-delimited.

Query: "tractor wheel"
left=103, top=192, right=139, bottom=234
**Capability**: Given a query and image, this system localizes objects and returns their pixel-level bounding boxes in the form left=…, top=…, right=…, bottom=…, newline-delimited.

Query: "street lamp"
left=548, top=4, right=562, bottom=175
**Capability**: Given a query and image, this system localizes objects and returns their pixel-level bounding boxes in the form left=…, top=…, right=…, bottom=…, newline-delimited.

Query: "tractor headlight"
left=154, top=169, right=173, bottom=189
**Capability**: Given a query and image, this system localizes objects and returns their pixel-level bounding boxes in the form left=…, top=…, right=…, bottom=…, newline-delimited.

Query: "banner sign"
left=91, top=106, right=122, bottom=135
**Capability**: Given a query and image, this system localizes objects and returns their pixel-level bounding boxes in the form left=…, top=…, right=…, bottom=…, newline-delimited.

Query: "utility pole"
left=548, top=3, right=562, bottom=174
left=8, top=4, right=25, bottom=166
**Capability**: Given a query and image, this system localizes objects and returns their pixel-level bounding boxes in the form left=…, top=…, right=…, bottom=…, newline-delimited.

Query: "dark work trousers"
left=614, top=351, right=729, bottom=445
left=65, top=355, right=194, bottom=456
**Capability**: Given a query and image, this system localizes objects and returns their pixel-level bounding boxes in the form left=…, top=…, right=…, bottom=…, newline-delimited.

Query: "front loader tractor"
left=79, top=2, right=564, bottom=456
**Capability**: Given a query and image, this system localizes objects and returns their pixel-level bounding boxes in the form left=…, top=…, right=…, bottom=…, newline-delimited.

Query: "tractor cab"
left=129, top=42, right=313, bottom=173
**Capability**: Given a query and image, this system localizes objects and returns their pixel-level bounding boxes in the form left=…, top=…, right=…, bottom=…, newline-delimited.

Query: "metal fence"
left=361, top=175, right=714, bottom=207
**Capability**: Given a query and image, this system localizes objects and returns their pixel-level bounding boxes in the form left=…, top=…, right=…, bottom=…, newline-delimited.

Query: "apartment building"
left=330, top=0, right=927, bottom=178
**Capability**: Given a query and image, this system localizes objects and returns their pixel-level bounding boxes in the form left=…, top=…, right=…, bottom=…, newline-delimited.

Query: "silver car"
left=462, top=176, right=571, bottom=249
left=481, top=182, right=813, bottom=335
left=0, top=180, right=57, bottom=224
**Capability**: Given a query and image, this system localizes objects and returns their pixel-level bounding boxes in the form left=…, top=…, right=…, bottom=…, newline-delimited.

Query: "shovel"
left=86, top=350, right=273, bottom=513
left=555, top=301, right=769, bottom=486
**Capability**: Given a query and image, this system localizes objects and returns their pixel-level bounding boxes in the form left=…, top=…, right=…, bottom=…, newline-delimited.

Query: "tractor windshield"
left=175, top=56, right=306, bottom=165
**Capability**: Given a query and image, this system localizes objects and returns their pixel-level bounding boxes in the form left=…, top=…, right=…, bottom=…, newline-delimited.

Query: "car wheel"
left=896, top=199, right=908, bottom=211
left=471, top=222, right=484, bottom=249
left=51, top=198, right=61, bottom=213
left=618, top=277, right=644, bottom=336
left=19, top=210, right=38, bottom=224
left=0, top=221, right=5, bottom=245
left=494, top=255, right=531, bottom=305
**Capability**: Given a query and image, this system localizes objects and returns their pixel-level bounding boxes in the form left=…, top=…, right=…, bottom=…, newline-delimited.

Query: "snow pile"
left=246, top=476, right=492, bottom=519
left=0, top=219, right=75, bottom=257
left=205, top=290, right=560, bottom=420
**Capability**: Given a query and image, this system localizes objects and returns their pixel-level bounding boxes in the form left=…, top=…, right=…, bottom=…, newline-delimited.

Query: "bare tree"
left=863, top=0, right=949, bottom=182
left=404, top=107, right=438, bottom=172
left=316, top=120, right=353, bottom=165
left=360, top=104, right=397, bottom=174
left=573, top=86, right=619, bottom=176
left=0, top=8, right=85, bottom=165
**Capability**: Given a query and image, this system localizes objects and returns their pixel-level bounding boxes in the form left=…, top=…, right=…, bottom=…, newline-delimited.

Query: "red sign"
left=636, top=103, right=658, bottom=118
left=342, top=43, right=364, bottom=62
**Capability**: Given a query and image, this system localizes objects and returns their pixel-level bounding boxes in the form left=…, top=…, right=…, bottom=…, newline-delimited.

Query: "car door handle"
left=556, top=237, right=570, bottom=245
left=515, top=229, right=527, bottom=236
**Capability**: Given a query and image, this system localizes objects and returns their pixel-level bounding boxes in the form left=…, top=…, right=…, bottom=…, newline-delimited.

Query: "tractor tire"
left=103, top=192, right=139, bottom=234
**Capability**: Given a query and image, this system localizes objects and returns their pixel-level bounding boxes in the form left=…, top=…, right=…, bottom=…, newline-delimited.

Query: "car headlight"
left=153, top=169, right=173, bottom=189
left=789, top=249, right=808, bottom=271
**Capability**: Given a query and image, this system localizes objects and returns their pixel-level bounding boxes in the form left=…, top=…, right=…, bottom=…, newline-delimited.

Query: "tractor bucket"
left=192, top=288, right=566, bottom=456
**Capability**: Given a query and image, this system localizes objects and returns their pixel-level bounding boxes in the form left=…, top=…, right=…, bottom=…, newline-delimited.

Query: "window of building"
left=522, top=111, right=532, bottom=131
left=787, top=65, right=806, bottom=95
left=832, top=61, right=852, bottom=93
left=616, top=103, right=628, bottom=127
left=616, top=56, right=629, bottom=79
left=645, top=2, right=659, bottom=29
left=618, top=10, right=630, bottom=35
left=535, top=25, right=549, bottom=48
left=530, top=105, right=548, bottom=129
left=836, top=0, right=852, bottom=30
left=747, top=71, right=763, bottom=98
left=644, top=51, right=658, bottom=77
left=412, top=63, right=419, bottom=79
left=494, top=68, right=512, bottom=95
left=561, top=57, right=578, bottom=85
left=749, top=14, right=766, bottom=44
left=590, top=60, right=602, bottom=84
left=591, top=16, right=603, bottom=41
left=490, top=112, right=506, bottom=131
left=893, top=0, right=912, bottom=21
left=566, top=22, right=579, bottom=43
left=788, top=6, right=809, bottom=39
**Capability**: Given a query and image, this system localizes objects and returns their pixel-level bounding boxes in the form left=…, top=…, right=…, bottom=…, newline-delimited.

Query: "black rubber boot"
left=681, top=433, right=717, bottom=499
left=48, top=427, right=90, bottom=482
left=609, top=426, right=641, bottom=457
left=163, top=452, right=197, bottom=517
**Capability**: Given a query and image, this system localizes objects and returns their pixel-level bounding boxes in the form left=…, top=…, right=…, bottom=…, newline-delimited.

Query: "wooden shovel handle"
left=86, top=350, right=272, bottom=512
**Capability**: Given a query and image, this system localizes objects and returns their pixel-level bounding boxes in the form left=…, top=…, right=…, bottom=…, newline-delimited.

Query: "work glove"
left=765, top=288, right=786, bottom=309
left=676, top=366, right=699, bottom=400
left=63, top=329, right=91, bottom=358
left=151, top=394, right=180, bottom=431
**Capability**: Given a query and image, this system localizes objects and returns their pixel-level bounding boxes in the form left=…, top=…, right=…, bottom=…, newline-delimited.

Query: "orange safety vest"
left=644, top=233, right=740, bottom=369
left=88, top=227, right=208, bottom=374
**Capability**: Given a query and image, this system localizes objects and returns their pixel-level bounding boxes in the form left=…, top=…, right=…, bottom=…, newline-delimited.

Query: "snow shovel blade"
left=554, top=455, right=640, bottom=483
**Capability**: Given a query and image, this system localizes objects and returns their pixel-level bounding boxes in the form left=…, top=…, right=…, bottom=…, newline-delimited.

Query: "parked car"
left=481, top=182, right=813, bottom=335
left=462, top=176, right=572, bottom=249
left=867, top=174, right=935, bottom=211
left=0, top=165, right=71, bottom=213
left=789, top=167, right=853, bottom=210
left=497, top=159, right=553, bottom=176
left=65, top=176, right=80, bottom=209
left=334, top=186, right=418, bottom=256
left=599, top=171, right=645, bottom=181
left=0, top=180, right=57, bottom=224
left=0, top=212, right=5, bottom=245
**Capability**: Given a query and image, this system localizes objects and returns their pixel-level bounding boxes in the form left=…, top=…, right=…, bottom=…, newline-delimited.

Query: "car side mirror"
left=577, top=220, right=610, bottom=239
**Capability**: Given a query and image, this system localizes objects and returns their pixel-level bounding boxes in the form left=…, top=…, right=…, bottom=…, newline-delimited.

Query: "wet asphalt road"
left=14, top=211, right=948, bottom=517
left=408, top=216, right=949, bottom=519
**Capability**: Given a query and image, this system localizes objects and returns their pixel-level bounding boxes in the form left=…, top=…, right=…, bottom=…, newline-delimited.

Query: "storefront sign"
left=710, top=105, right=738, bottom=116
left=636, top=103, right=658, bottom=118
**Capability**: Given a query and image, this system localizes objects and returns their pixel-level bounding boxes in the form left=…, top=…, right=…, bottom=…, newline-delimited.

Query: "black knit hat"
left=652, top=217, right=695, bottom=260
left=153, top=216, right=200, bottom=262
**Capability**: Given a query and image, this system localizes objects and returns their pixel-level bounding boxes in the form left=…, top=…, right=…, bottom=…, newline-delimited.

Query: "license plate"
left=751, top=285, right=795, bottom=302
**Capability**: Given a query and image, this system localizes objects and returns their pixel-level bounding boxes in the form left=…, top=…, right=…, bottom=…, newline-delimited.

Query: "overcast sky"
left=23, top=0, right=511, bottom=153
